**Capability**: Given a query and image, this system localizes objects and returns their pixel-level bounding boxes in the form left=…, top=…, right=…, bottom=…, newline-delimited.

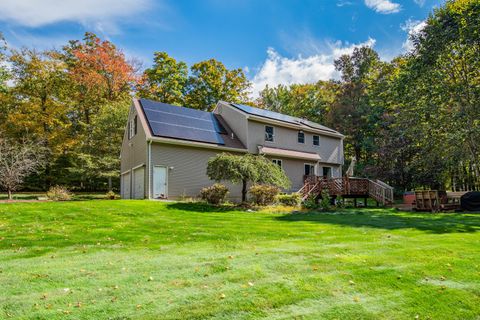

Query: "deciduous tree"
left=0, top=136, right=46, bottom=199
left=137, top=52, right=188, bottom=105
left=185, top=59, right=250, bottom=111
left=207, top=153, right=290, bottom=202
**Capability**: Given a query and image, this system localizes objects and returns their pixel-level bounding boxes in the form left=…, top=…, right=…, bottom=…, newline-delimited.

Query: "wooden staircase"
left=299, top=176, right=394, bottom=206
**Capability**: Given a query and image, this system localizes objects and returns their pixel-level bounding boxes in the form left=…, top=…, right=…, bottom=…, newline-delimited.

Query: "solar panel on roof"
left=298, top=119, right=337, bottom=133
left=232, top=103, right=339, bottom=134
left=140, top=99, right=226, bottom=145
left=232, top=103, right=298, bottom=124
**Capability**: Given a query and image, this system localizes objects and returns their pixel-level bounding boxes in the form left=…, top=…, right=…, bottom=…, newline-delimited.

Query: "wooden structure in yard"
left=413, top=190, right=467, bottom=212
left=299, top=176, right=394, bottom=206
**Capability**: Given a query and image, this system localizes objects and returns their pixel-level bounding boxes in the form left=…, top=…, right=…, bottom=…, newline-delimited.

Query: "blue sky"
left=0, top=0, right=443, bottom=95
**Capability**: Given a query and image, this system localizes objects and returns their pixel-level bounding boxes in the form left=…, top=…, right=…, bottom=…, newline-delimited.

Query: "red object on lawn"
left=403, top=192, right=415, bottom=205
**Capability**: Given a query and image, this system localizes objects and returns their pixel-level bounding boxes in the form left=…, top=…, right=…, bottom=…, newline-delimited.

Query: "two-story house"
left=120, top=98, right=344, bottom=201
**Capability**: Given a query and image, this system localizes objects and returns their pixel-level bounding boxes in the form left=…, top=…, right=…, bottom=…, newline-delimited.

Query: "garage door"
left=133, top=166, right=145, bottom=199
left=121, top=172, right=131, bottom=199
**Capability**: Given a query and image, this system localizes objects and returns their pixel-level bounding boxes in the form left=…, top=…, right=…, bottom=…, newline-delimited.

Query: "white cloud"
left=364, top=0, right=401, bottom=14
left=413, top=0, right=426, bottom=7
left=0, top=0, right=151, bottom=28
left=250, top=38, right=376, bottom=97
left=401, top=19, right=427, bottom=52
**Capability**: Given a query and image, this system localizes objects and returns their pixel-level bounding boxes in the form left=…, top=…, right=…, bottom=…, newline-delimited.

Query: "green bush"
left=276, top=193, right=301, bottom=206
left=105, top=191, right=119, bottom=200
left=46, top=185, right=73, bottom=201
left=319, top=190, right=331, bottom=211
left=302, top=194, right=318, bottom=210
left=200, top=183, right=229, bottom=205
left=249, top=184, right=280, bottom=206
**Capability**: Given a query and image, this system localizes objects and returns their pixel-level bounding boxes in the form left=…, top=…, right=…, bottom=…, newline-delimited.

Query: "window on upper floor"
left=313, top=135, right=319, bottom=146
left=128, top=115, right=137, bottom=139
left=265, top=125, right=274, bottom=142
left=297, top=131, right=305, bottom=144
left=272, top=159, right=282, bottom=168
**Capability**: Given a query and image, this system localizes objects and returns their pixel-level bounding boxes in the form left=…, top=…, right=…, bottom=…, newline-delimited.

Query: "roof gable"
left=138, top=99, right=245, bottom=149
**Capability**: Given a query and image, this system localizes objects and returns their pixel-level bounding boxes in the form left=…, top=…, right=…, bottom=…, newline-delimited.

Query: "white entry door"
left=121, top=172, right=131, bottom=199
left=153, top=166, right=167, bottom=198
left=133, top=166, right=145, bottom=199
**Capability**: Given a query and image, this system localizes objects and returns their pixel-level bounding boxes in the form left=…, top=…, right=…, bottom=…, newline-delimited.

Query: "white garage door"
left=121, top=172, right=131, bottom=199
left=133, top=166, right=145, bottom=199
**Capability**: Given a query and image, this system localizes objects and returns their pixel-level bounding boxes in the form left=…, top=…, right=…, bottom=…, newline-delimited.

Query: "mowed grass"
left=1, top=201, right=479, bottom=319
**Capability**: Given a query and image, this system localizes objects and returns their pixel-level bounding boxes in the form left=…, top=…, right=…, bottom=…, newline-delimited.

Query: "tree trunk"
left=242, top=180, right=247, bottom=203
left=108, top=177, right=112, bottom=191
left=7, top=189, right=12, bottom=200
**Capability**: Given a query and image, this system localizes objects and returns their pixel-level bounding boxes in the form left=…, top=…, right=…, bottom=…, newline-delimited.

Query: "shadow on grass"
left=275, top=209, right=480, bottom=234
left=165, top=202, right=240, bottom=213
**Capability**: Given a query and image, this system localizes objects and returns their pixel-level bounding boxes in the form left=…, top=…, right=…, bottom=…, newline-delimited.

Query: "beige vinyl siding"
left=214, top=102, right=249, bottom=147
left=149, top=143, right=244, bottom=201
left=247, top=120, right=344, bottom=165
left=269, top=157, right=342, bottom=192
left=120, top=104, right=148, bottom=198
left=120, top=104, right=147, bottom=172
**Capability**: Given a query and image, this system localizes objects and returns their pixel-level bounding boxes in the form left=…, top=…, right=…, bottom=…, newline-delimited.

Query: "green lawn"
left=1, top=201, right=479, bottom=319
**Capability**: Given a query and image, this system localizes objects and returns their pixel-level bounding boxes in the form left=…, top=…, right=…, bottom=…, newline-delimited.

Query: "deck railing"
left=300, top=176, right=394, bottom=205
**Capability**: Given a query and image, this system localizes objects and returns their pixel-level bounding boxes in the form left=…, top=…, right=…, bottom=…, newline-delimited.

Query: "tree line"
left=0, top=0, right=479, bottom=194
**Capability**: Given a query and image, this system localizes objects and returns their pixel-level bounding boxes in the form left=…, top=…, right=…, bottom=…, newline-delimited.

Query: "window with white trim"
left=304, top=164, right=315, bottom=176
left=272, top=159, right=282, bottom=168
left=313, top=135, right=319, bottom=146
left=265, top=125, right=274, bottom=142
left=323, top=167, right=332, bottom=178
left=128, top=115, right=137, bottom=139
left=297, top=131, right=305, bottom=144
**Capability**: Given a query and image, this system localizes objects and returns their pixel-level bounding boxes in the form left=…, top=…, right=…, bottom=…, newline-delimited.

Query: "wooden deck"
left=299, top=176, right=394, bottom=206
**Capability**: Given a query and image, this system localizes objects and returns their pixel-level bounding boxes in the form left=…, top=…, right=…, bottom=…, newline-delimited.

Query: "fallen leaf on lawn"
left=312, top=267, right=318, bottom=271
left=75, top=302, right=82, bottom=308
left=353, top=296, right=360, bottom=302
left=63, top=310, right=71, bottom=315
left=228, top=255, right=234, bottom=259
left=219, top=293, right=226, bottom=299
left=111, top=296, right=117, bottom=302
left=440, top=276, right=446, bottom=281
left=136, top=304, right=142, bottom=309
left=248, top=282, right=254, bottom=287
left=63, top=288, right=70, bottom=293
left=41, top=293, right=47, bottom=300
left=349, top=280, right=355, bottom=285
left=148, top=276, right=154, bottom=281
left=113, top=285, right=119, bottom=290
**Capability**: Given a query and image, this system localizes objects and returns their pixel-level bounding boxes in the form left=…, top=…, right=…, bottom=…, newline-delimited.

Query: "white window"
left=265, top=125, right=274, bottom=142
left=313, top=135, right=319, bottom=146
left=298, top=131, right=305, bottom=144
left=304, top=164, right=315, bottom=176
left=272, top=159, right=282, bottom=168
left=128, top=115, right=137, bottom=139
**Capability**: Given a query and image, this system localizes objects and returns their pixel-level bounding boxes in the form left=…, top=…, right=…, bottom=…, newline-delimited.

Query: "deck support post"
left=364, top=197, right=368, bottom=207
left=354, top=198, right=357, bottom=207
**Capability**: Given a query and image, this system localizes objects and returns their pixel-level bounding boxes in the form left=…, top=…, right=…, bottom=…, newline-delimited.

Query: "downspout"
left=147, top=140, right=152, bottom=199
